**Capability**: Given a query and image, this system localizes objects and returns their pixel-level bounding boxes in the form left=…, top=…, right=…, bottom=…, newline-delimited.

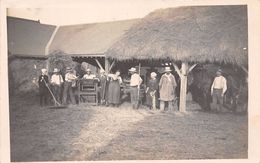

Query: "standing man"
left=211, top=69, right=227, bottom=112
left=159, top=67, right=177, bottom=111
left=62, top=67, right=77, bottom=105
left=38, top=68, right=49, bottom=107
left=83, top=68, right=96, bottom=79
left=129, top=67, right=143, bottom=109
left=50, top=68, right=64, bottom=103
left=98, top=69, right=108, bottom=105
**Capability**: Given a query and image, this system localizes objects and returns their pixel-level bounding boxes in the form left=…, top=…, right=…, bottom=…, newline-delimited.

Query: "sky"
left=5, top=0, right=248, bottom=25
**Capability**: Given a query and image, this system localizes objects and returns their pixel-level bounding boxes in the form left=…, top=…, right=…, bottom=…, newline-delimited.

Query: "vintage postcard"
left=1, top=0, right=260, bottom=163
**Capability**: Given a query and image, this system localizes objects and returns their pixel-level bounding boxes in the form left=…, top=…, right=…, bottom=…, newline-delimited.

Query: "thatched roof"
left=106, top=5, right=248, bottom=66
left=7, top=17, right=56, bottom=57
left=49, top=19, right=139, bottom=56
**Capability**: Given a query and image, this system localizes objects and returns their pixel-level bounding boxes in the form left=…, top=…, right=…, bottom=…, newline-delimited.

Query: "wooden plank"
left=109, top=60, right=115, bottom=72
left=95, top=58, right=104, bottom=70
left=179, top=62, right=188, bottom=112
left=105, top=58, right=110, bottom=74
left=173, top=63, right=181, bottom=77
left=188, top=64, right=197, bottom=73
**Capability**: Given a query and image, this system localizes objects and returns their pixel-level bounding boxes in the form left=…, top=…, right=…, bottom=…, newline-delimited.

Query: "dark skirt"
left=146, top=79, right=159, bottom=108
left=107, top=80, right=120, bottom=104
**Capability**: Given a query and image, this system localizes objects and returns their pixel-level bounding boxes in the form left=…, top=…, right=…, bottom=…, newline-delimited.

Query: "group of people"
left=38, top=65, right=227, bottom=112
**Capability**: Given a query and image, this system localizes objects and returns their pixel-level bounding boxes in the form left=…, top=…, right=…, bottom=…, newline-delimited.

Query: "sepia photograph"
left=1, top=0, right=260, bottom=162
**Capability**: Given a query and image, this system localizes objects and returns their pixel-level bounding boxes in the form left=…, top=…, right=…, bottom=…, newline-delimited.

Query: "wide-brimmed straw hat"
left=53, top=68, right=59, bottom=73
left=151, top=72, right=157, bottom=78
left=41, top=68, right=47, bottom=73
left=129, top=67, right=137, bottom=72
left=66, top=67, right=72, bottom=71
left=164, top=67, right=172, bottom=72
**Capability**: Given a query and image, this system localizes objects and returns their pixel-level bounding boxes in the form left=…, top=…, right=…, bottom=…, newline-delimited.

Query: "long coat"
left=159, top=73, right=177, bottom=101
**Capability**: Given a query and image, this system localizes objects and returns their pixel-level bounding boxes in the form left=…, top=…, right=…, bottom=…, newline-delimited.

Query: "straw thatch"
left=106, top=6, right=248, bottom=66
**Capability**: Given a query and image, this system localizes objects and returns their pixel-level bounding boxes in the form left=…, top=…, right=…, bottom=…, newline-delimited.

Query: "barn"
left=7, top=17, right=139, bottom=95
left=7, top=17, right=55, bottom=95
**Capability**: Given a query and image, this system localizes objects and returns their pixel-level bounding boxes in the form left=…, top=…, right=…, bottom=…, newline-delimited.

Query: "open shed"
left=106, top=5, right=248, bottom=111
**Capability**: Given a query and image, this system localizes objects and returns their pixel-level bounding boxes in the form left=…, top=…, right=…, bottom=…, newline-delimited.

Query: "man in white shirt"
left=62, top=67, right=77, bottom=105
left=211, top=69, right=227, bottom=112
left=50, top=68, right=64, bottom=103
left=129, top=67, right=143, bottom=109
left=83, top=68, right=96, bottom=79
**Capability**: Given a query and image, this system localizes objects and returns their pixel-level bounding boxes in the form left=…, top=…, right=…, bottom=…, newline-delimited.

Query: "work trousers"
left=130, top=86, right=139, bottom=109
left=160, top=100, right=174, bottom=111
left=211, top=89, right=223, bottom=111
left=62, top=82, right=76, bottom=105
left=39, top=88, right=49, bottom=107
left=52, top=84, right=62, bottom=103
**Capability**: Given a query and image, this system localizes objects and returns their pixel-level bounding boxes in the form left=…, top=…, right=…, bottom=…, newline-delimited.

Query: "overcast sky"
left=6, top=0, right=246, bottom=25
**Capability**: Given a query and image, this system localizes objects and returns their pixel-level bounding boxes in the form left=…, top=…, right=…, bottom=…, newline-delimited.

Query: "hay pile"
left=8, top=50, right=81, bottom=95
left=8, top=58, right=46, bottom=95
left=47, top=50, right=80, bottom=74
left=107, top=6, right=247, bottom=66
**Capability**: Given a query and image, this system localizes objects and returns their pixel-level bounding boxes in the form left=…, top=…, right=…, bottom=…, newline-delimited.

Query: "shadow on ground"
left=9, top=95, right=247, bottom=161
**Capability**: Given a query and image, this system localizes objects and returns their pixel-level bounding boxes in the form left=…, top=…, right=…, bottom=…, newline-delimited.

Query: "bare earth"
left=10, top=95, right=247, bottom=162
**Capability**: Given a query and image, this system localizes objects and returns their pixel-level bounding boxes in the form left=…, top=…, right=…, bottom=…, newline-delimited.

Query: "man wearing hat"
left=38, top=68, right=49, bottom=107
left=210, top=69, right=227, bottom=112
left=97, top=69, right=108, bottom=105
left=83, top=68, right=97, bottom=79
left=50, top=68, right=64, bottom=103
left=129, top=67, right=143, bottom=109
left=62, top=67, right=77, bottom=105
left=159, top=67, right=177, bottom=111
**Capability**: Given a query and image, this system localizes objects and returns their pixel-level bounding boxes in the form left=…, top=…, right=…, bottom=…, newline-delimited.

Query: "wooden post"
left=179, top=62, right=188, bottom=112
left=174, top=62, right=197, bottom=112
left=105, top=58, right=110, bottom=74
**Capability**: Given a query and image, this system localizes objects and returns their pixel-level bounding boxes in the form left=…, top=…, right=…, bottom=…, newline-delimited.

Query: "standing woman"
left=159, top=67, right=177, bottom=111
left=146, top=72, right=159, bottom=110
left=107, top=70, right=122, bottom=107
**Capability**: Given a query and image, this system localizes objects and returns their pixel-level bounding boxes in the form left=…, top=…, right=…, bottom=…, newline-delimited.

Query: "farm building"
left=7, top=17, right=55, bottom=95
left=7, top=5, right=248, bottom=112
left=106, top=5, right=248, bottom=112
left=7, top=17, right=139, bottom=95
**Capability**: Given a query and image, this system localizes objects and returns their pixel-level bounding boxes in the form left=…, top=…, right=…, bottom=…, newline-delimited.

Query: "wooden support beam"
left=173, top=63, right=181, bottom=77
left=173, top=62, right=197, bottom=112
left=95, top=58, right=104, bottom=70
left=105, top=58, right=110, bottom=74
left=188, top=64, right=197, bottom=73
left=109, top=60, right=115, bottom=72
left=241, top=66, right=248, bottom=74
left=179, top=62, right=188, bottom=112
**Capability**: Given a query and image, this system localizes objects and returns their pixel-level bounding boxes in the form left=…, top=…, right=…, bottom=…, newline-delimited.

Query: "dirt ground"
left=9, top=94, right=247, bottom=161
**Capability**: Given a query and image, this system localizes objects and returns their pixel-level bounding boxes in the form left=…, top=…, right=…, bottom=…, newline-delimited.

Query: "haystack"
left=106, top=5, right=248, bottom=66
